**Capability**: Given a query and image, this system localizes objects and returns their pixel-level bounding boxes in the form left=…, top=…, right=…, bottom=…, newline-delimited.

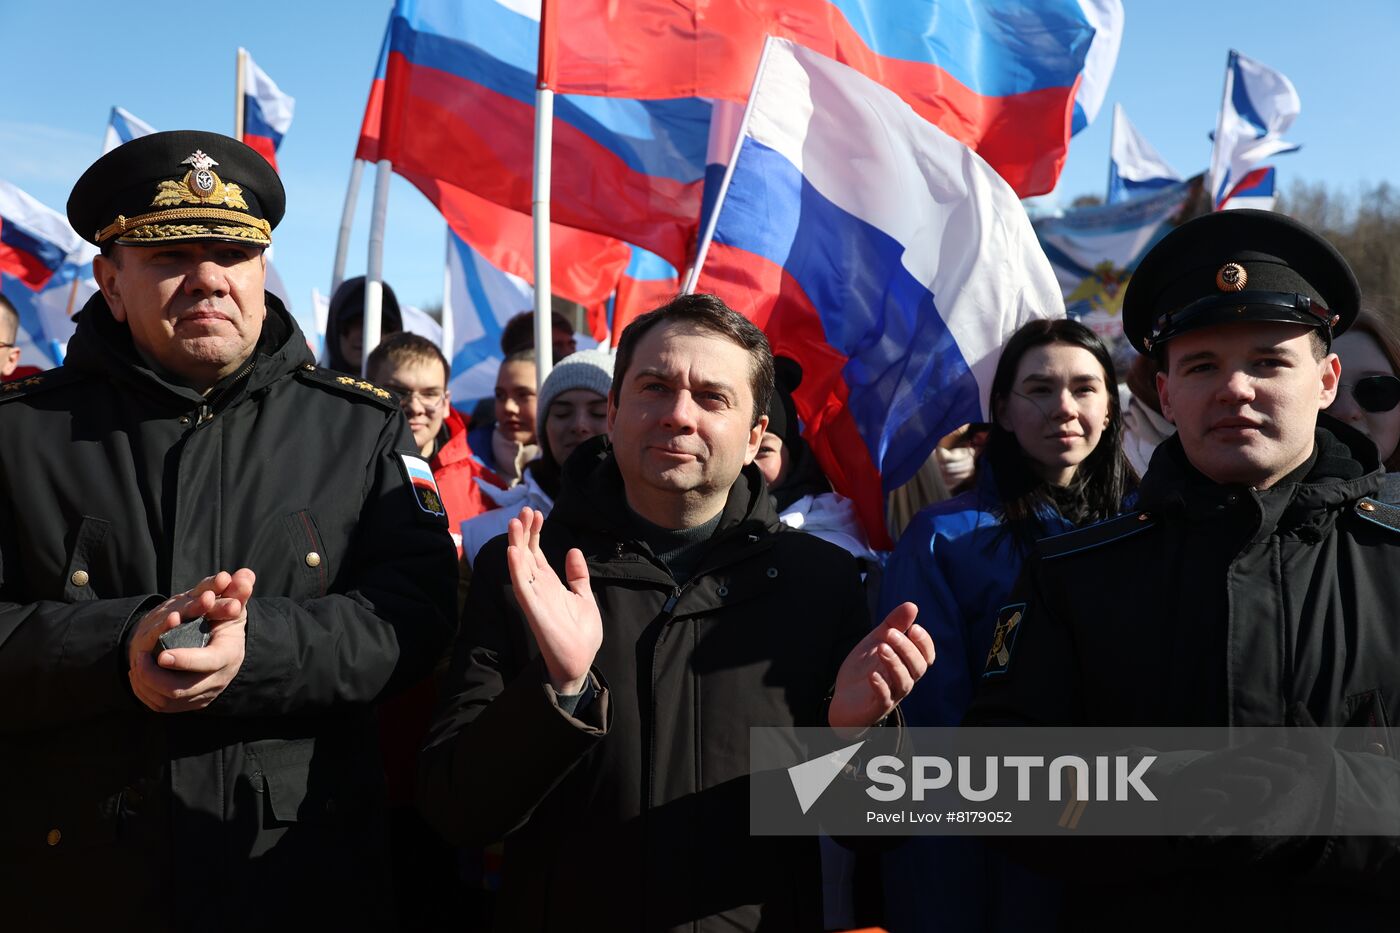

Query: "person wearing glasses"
left=0, top=293, right=38, bottom=382
left=1326, top=308, right=1400, bottom=500
left=368, top=332, right=498, bottom=555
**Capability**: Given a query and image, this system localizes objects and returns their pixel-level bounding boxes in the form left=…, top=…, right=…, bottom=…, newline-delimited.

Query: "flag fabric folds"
left=443, top=229, right=535, bottom=402
left=357, top=0, right=711, bottom=268
left=241, top=50, right=295, bottom=171
left=694, top=39, right=1063, bottom=547
left=611, top=247, right=679, bottom=346
left=1208, top=50, right=1299, bottom=210
left=1106, top=103, right=1182, bottom=204
left=103, top=106, right=156, bottom=154
left=541, top=0, right=1099, bottom=196
left=0, top=180, right=95, bottom=369
left=0, top=180, right=80, bottom=291
left=1070, top=0, right=1125, bottom=134
left=1220, top=166, right=1277, bottom=211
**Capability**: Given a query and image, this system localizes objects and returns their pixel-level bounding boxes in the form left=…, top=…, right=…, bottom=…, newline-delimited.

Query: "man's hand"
left=127, top=569, right=255, bottom=713
left=828, top=602, right=932, bottom=735
left=506, top=507, right=601, bottom=696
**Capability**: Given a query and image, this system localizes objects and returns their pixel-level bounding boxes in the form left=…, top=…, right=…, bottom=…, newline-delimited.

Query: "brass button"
left=305, top=552, right=322, bottom=568
left=1360, top=501, right=1377, bottom=512
left=178, top=416, right=191, bottom=425
left=46, top=829, right=61, bottom=846
left=302, top=363, right=315, bottom=371
left=1368, top=741, right=1387, bottom=756
left=1138, top=513, right=1151, bottom=522
left=70, top=570, right=90, bottom=587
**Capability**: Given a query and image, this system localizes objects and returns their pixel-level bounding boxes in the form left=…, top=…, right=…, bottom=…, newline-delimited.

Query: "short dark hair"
left=366, top=331, right=451, bottom=384
left=501, top=310, right=574, bottom=356
left=610, top=293, right=773, bottom=427
left=0, top=292, right=17, bottom=340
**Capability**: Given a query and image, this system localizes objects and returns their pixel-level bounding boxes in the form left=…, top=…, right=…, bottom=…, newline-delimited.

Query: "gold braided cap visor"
left=98, top=207, right=272, bottom=247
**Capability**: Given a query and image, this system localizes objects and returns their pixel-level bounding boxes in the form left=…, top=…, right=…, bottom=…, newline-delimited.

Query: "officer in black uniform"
left=967, top=210, right=1400, bottom=926
left=0, top=132, right=456, bottom=928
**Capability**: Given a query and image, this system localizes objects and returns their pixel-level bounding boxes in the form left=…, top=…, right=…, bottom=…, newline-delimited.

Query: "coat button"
left=178, top=416, right=191, bottom=425
left=716, top=585, right=729, bottom=598
left=305, top=551, right=322, bottom=568
left=1368, top=741, right=1387, bottom=755
left=302, top=363, right=315, bottom=372
left=46, top=829, right=61, bottom=846
left=1360, top=501, right=1378, bottom=512
left=766, top=567, right=779, bottom=579
left=1137, top=513, right=1151, bottom=522
left=70, top=570, right=90, bottom=587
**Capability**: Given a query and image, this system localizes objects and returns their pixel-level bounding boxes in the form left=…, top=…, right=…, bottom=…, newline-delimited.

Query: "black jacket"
left=0, top=294, right=457, bottom=930
left=420, top=437, right=871, bottom=932
left=967, top=419, right=1400, bottom=926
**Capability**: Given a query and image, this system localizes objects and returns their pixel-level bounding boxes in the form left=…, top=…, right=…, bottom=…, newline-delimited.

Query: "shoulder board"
left=1036, top=510, right=1157, bottom=561
left=293, top=364, right=398, bottom=410
left=0, top=367, right=86, bottom=404
left=1353, top=498, right=1400, bottom=536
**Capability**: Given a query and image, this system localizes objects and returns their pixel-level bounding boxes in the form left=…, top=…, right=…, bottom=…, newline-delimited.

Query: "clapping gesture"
left=506, top=507, right=602, bottom=695
left=828, top=602, right=933, bottom=735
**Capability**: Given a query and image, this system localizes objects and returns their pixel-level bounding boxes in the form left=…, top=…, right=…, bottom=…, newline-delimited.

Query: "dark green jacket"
left=0, top=293, right=457, bottom=930
left=421, top=436, right=870, bottom=932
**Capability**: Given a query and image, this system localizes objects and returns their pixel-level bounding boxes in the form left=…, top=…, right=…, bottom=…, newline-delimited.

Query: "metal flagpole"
left=234, top=48, right=247, bottom=140
left=532, top=87, right=554, bottom=387
left=362, top=158, right=393, bottom=377
left=1208, top=51, right=1236, bottom=211
left=331, top=159, right=365, bottom=296
left=683, top=37, right=776, bottom=295
left=440, top=229, right=455, bottom=368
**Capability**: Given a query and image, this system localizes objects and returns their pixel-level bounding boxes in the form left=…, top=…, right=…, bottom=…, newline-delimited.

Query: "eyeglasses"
left=386, top=387, right=446, bottom=411
left=1341, top=375, right=1400, bottom=413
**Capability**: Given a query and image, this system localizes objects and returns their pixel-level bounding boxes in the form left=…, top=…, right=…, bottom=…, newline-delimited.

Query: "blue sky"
left=3, top=0, right=1399, bottom=339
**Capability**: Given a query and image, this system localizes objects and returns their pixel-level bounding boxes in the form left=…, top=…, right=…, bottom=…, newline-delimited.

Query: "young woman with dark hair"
left=1326, top=308, right=1400, bottom=496
left=879, top=318, right=1136, bottom=933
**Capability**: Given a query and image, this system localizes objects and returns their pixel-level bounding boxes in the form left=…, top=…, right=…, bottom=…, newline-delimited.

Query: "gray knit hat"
left=537, top=348, right=615, bottom=422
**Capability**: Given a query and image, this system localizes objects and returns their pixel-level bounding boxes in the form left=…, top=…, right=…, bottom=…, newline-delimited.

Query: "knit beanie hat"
left=538, top=348, right=616, bottom=423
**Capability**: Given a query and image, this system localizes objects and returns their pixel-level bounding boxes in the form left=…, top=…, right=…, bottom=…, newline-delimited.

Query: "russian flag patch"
left=398, top=453, right=446, bottom=517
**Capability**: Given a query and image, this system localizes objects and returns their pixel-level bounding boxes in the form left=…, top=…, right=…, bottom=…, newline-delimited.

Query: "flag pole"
left=440, top=228, right=455, bottom=365
left=363, top=158, right=393, bottom=377
left=331, top=159, right=365, bottom=296
left=682, top=37, right=777, bottom=295
left=234, top=47, right=247, bottom=140
left=1208, top=50, right=1235, bottom=211
left=1106, top=103, right=1120, bottom=203
left=532, top=0, right=557, bottom=388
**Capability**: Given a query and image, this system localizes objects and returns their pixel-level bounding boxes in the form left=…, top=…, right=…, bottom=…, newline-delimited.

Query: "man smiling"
left=968, top=210, right=1400, bottom=924
left=0, top=131, right=456, bottom=928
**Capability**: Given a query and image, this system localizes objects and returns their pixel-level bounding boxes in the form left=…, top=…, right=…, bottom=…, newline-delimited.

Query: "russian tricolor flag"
left=542, top=0, right=1104, bottom=197
left=611, top=247, right=679, bottom=347
left=241, top=49, right=295, bottom=171
left=357, top=0, right=711, bottom=269
left=1220, top=166, right=1277, bottom=212
left=694, top=39, right=1063, bottom=546
left=103, top=106, right=156, bottom=154
left=0, top=180, right=79, bottom=292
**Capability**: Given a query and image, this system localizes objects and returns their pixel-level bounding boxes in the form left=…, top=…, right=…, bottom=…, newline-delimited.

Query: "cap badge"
left=151, top=150, right=249, bottom=210
left=1216, top=262, right=1248, bottom=292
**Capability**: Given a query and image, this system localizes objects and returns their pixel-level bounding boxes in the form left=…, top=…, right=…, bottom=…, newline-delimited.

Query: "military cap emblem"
left=1215, top=262, right=1248, bottom=292
left=152, top=150, right=249, bottom=210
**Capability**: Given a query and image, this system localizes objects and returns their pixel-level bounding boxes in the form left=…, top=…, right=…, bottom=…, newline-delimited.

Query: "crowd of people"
left=5, top=130, right=1400, bottom=931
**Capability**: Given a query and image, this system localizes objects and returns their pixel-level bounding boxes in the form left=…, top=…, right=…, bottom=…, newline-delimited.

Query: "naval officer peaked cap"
left=68, top=130, right=285, bottom=249
left=1121, top=208, right=1359, bottom=355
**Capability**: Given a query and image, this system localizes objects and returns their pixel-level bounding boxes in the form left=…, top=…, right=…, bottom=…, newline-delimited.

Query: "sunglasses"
left=1341, top=375, right=1400, bottom=413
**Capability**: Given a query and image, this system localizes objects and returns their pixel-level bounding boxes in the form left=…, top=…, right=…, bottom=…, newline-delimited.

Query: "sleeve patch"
left=983, top=602, right=1026, bottom=678
left=398, top=452, right=447, bottom=517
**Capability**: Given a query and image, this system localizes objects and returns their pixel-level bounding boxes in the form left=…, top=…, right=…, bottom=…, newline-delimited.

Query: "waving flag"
left=541, top=0, right=1098, bottom=196
left=694, top=39, right=1063, bottom=547
left=1208, top=50, right=1299, bottom=210
left=357, top=0, right=710, bottom=267
left=443, top=229, right=535, bottom=402
left=1107, top=103, right=1181, bottom=204
left=103, top=106, right=156, bottom=154
left=1220, top=166, right=1277, bottom=212
left=611, top=247, right=679, bottom=346
left=1071, top=0, right=1125, bottom=134
left=0, top=180, right=79, bottom=291
left=0, top=181, right=95, bottom=369
left=240, top=50, right=295, bottom=171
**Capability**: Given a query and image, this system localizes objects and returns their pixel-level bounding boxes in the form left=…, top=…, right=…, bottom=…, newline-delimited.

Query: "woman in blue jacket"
left=880, top=318, right=1136, bottom=933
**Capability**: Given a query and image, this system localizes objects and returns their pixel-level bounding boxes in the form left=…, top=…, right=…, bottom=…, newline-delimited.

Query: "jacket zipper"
left=648, top=582, right=687, bottom=812
left=194, top=358, right=258, bottom=428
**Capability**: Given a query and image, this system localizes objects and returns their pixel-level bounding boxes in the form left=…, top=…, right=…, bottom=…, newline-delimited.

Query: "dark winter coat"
left=420, top=436, right=871, bottom=932
left=967, top=418, right=1400, bottom=927
left=0, top=293, right=457, bottom=930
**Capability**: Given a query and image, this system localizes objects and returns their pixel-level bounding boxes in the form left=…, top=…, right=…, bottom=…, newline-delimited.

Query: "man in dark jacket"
left=421, top=294, right=933, bottom=931
left=0, top=132, right=457, bottom=928
left=967, top=210, right=1400, bottom=925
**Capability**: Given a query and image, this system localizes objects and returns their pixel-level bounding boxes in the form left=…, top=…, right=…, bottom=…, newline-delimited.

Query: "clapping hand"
left=828, top=603, right=933, bottom=736
left=505, top=507, right=602, bottom=696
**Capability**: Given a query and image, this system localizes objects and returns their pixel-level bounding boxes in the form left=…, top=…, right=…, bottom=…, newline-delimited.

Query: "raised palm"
left=505, top=507, right=603, bottom=695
